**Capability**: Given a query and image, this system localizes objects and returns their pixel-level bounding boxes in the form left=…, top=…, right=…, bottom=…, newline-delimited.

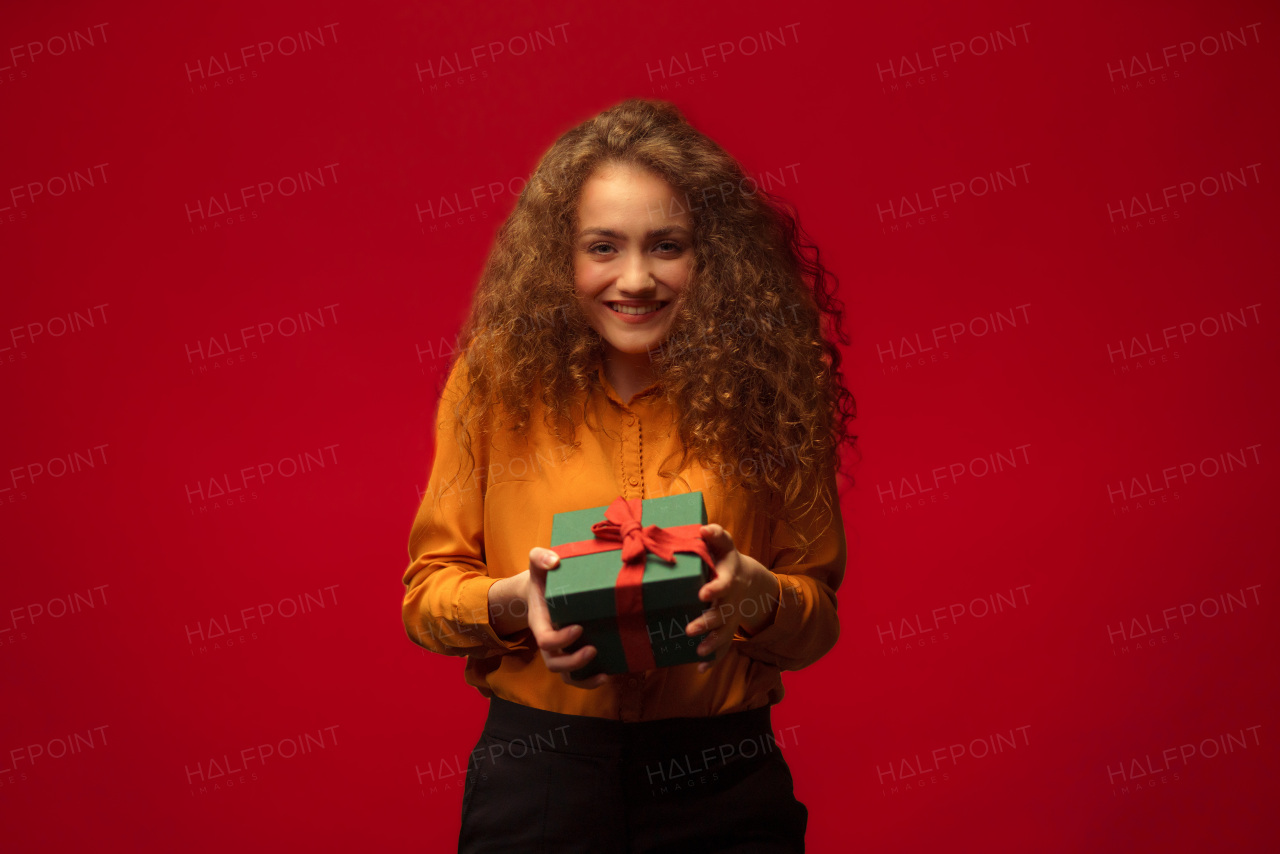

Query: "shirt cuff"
left=454, top=575, right=536, bottom=653
left=735, top=571, right=784, bottom=641
left=734, top=572, right=796, bottom=645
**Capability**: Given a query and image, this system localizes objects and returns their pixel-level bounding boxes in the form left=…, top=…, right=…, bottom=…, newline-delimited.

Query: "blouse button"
left=625, top=414, right=636, bottom=425
left=627, top=475, right=640, bottom=487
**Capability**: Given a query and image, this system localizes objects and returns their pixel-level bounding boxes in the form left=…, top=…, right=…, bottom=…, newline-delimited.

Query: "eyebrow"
left=575, top=225, right=692, bottom=240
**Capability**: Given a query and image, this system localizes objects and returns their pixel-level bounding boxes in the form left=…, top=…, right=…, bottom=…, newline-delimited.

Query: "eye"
left=587, top=242, right=615, bottom=255
left=655, top=240, right=684, bottom=253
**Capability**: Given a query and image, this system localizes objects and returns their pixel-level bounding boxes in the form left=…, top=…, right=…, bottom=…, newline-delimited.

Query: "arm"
left=401, top=360, right=537, bottom=658
left=731, top=469, right=847, bottom=671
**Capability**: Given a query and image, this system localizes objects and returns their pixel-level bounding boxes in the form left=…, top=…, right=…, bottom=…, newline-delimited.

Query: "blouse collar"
left=596, top=362, right=661, bottom=408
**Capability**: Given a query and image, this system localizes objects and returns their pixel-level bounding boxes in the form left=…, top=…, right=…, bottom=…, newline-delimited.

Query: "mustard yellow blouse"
left=402, top=358, right=846, bottom=721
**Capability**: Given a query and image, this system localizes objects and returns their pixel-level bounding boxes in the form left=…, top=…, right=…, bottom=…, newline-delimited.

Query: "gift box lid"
left=544, top=492, right=710, bottom=622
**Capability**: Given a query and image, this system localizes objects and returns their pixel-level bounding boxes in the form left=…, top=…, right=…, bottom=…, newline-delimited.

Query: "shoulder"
left=440, top=355, right=473, bottom=401
left=432, top=356, right=487, bottom=444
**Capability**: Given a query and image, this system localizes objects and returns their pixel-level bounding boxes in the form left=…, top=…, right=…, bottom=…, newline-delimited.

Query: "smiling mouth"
left=606, top=301, right=668, bottom=316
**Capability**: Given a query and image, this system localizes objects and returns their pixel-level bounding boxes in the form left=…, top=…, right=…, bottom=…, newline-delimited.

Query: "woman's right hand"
left=525, top=547, right=610, bottom=689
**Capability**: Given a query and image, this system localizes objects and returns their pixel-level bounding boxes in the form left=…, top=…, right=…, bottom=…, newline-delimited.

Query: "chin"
left=605, top=340, right=663, bottom=357
left=598, top=328, right=668, bottom=353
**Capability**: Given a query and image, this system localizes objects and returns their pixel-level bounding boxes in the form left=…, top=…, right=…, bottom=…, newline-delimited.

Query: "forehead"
left=576, top=162, right=692, bottom=228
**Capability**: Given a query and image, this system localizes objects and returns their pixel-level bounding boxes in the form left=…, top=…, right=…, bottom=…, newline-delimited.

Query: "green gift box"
left=545, top=492, right=716, bottom=679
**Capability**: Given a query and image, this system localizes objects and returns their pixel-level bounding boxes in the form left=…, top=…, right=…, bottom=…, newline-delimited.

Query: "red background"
left=2, top=1, right=1277, bottom=851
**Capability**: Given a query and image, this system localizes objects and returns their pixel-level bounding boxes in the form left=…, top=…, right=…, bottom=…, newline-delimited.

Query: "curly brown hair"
left=437, top=97, right=857, bottom=552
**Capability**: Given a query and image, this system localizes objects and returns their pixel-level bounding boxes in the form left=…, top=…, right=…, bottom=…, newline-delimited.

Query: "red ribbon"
left=549, top=496, right=714, bottom=672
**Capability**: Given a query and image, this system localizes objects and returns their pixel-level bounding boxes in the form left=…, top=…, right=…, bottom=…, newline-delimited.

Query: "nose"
left=615, top=250, right=658, bottom=296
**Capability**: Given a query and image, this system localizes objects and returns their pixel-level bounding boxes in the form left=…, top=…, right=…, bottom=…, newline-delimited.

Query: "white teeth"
left=609, top=303, right=663, bottom=315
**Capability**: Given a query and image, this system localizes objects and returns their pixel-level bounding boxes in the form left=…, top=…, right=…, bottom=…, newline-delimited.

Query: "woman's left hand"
left=685, top=523, right=779, bottom=673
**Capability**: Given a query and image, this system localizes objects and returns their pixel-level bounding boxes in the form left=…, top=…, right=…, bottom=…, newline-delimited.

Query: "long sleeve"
left=401, top=356, right=847, bottom=719
left=401, top=360, right=536, bottom=658
left=732, top=468, right=846, bottom=671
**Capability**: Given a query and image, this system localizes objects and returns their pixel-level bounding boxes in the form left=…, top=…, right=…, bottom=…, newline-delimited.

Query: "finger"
left=528, top=547, right=561, bottom=571
left=524, top=576, right=554, bottom=636
left=535, top=623, right=582, bottom=653
left=700, top=523, right=734, bottom=552
left=695, top=627, right=732, bottom=672
left=526, top=600, right=550, bottom=636
left=696, top=627, right=731, bottom=658
left=699, top=572, right=735, bottom=603
left=544, top=643, right=597, bottom=674
left=686, top=603, right=728, bottom=636
left=699, top=626, right=736, bottom=660
left=698, top=574, right=730, bottom=602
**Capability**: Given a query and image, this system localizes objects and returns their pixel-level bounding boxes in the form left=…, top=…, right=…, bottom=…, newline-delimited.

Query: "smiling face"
left=572, top=161, right=694, bottom=364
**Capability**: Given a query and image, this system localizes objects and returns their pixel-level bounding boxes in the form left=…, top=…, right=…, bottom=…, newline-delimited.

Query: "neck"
left=602, top=345, right=657, bottom=404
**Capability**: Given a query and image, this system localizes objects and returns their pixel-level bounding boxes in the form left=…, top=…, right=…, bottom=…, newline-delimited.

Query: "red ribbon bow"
left=550, top=496, right=714, bottom=672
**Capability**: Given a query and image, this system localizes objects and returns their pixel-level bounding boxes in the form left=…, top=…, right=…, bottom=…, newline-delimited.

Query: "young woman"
left=403, top=98, right=857, bottom=853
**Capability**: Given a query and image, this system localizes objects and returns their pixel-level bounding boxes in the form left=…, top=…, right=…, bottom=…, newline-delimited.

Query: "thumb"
left=531, top=547, right=560, bottom=569
left=700, top=523, right=732, bottom=553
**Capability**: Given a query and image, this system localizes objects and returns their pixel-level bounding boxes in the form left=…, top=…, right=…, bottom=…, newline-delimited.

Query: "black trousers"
left=458, top=696, right=808, bottom=854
